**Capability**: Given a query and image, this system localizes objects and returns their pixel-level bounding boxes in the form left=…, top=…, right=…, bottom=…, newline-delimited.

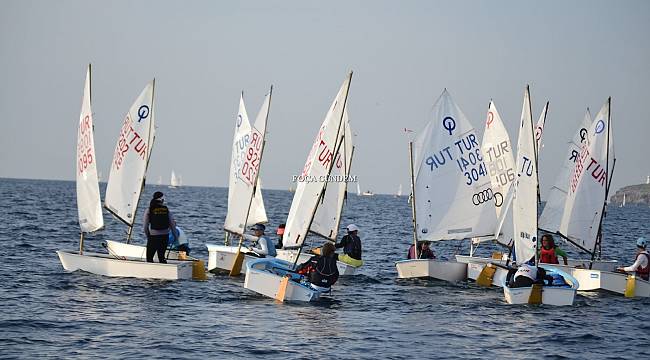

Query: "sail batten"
left=76, top=64, right=103, bottom=233
left=104, top=81, right=155, bottom=227
left=412, top=90, right=496, bottom=241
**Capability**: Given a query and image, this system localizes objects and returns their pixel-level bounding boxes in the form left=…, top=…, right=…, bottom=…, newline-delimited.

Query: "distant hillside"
left=610, top=183, right=650, bottom=205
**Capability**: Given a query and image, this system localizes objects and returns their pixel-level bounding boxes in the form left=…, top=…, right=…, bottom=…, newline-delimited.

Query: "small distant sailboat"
left=395, top=184, right=403, bottom=197
left=169, top=170, right=180, bottom=188
left=620, top=193, right=626, bottom=207
left=157, top=175, right=162, bottom=186
left=356, top=182, right=361, bottom=196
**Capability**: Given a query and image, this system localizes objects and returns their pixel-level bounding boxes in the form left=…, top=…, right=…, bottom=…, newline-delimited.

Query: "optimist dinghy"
left=57, top=66, right=197, bottom=280
left=274, top=108, right=360, bottom=276
left=538, top=103, right=618, bottom=272
left=244, top=72, right=353, bottom=301
left=205, top=89, right=272, bottom=274
left=501, top=86, right=577, bottom=305
left=395, top=89, right=497, bottom=282
left=503, top=266, right=579, bottom=306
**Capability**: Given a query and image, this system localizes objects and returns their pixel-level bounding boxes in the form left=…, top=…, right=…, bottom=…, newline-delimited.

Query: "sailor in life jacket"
left=509, top=262, right=552, bottom=288
left=142, top=191, right=177, bottom=263
left=295, top=242, right=339, bottom=292
left=617, top=237, right=650, bottom=281
left=538, top=234, right=569, bottom=265
left=335, top=224, right=364, bottom=267
left=244, top=223, right=276, bottom=258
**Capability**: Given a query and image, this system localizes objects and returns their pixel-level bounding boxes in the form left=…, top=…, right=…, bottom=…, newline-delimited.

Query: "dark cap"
left=153, top=191, right=164, bottom=200
left=251, top=223, right=266, bottom=231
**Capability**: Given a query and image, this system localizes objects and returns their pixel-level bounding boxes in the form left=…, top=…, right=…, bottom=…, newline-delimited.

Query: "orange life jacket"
left=539, top=246, right=558, bottom=264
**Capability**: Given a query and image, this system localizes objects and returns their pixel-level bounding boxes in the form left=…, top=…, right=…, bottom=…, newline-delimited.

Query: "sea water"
left=0, top=178, right=648, bottom=359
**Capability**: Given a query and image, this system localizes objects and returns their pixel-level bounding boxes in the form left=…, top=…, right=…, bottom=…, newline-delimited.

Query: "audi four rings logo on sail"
left=472, top=188, right=503, bottom=207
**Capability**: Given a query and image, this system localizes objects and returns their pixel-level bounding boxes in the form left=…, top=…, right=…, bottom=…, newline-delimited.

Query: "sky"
left=1, top=0, right=649, bottom=195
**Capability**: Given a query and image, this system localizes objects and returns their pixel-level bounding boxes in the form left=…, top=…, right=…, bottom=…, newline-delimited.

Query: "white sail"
left=622, top=193, right=626, bottom=207
left=311, top=110, right=353, bottom=240
left=397, top=184, right=403, bottom=197
left=170, top=170, right=179, bottom=187
left=356, top=182, right=361, bottom=196
left=559, top=99, right=613, bottom=251
left=283, top=73, right=352, bottom=249
left=104, top=81, right=155, bottom=226
left=539, top=109, right=592, bottom=233
left=412, top=89, right=496, bottom=241
left=512, top=86, right=537, bottom=264
left=76, top=65, right=103, bottom=233
left=224, top=92, right=270, bottom=234
left=535, top=101, right=548, bottom=160
left=481, top=101, right=516, bottom=223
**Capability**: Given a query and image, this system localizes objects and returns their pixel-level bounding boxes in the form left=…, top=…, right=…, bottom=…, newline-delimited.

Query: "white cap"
left=346, top=224, right=359, bottom=232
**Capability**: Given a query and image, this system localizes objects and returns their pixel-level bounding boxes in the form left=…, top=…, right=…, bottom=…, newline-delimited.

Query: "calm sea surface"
left=0, top=178, right=648, bottom=359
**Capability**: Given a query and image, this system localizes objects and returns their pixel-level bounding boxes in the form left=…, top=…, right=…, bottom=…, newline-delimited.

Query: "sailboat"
left=456, top=100, right=517, bottom=284
left=205, top=89, right=271, bottom=274
left=538, top=108, right=617, bottom=270
left=395, top=184, right=403, bottom=197
left=157, top=175, right=162, bottom=186
left=356, top=182, right=361, bottom=196
left=620, top=193, right=626, bottom=207
left=57, top=68, right=193, bottom=280
left=542, top=99, right=648, bottom=297
left=244, top=72, right=352, bottom=302
left=274, top=108, right=359, bottom=275
left=394, top=89, right=496, bottom=282
left=502, top=86, right=578, bottom=305
left=169, top=170, right=179, bottom=188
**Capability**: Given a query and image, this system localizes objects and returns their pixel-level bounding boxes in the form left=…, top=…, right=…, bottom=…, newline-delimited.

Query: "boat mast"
left=127, top=78, right=156, bottom=243
left=590, top=97, right=614, bottom=268
left=408, top=141, right=419, bottom=259
left=292, top=72, right=353, bottom=268
left=524, top=86, right=540, bottom=266
left=535, top=101, right=548, bottom=205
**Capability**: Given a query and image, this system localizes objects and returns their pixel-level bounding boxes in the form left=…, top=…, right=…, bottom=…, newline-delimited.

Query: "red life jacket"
left=539, top=246, right=559, bottom=264
left=635, top=252, right=650, bottom=281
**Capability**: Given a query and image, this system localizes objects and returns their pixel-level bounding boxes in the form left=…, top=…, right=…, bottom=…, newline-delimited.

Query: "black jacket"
left=296, top=255, right=339, bottom=288
left=336, top=234, right=362, bottom=260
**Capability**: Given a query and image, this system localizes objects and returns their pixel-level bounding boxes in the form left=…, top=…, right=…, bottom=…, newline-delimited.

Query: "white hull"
left=395, top=259, right=467, bottom=282
left=244, top=257, right=323, bottom=302
left=456, top=255, right=617, bottom=271
left=105, top=240, right=183, bottom=260
left=549, top=265, right=650, bottom=297
left=206, top=244, right=258, bottom=273
left=275, top=249, right=359, bottom=276
left=502, top=267, right=578, bottom=306
left=540, top=259, right=618, bottom=272
left=56, top=250, right=193, bottom=280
